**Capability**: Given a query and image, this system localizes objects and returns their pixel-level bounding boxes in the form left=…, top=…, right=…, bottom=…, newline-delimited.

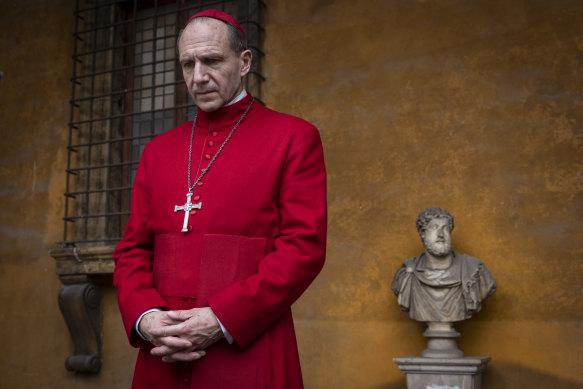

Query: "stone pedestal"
left=393, top=356, right=490, bottom=389
left=422, top=322, right=464, bottom=358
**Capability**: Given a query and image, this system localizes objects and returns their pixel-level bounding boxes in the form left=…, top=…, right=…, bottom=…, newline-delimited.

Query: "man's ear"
left=239, top=49, right=252, bottom=77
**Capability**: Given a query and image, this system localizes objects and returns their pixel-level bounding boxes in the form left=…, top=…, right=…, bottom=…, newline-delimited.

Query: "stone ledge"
left=394, top=356, right=491, bottom=389
left=49, top=246, right=115, bottom=282
left=394, top=356, right=491, bottom=375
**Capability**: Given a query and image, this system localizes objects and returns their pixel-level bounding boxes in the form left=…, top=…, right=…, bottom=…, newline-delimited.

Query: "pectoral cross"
left=174, top=192, right=202, bottom=232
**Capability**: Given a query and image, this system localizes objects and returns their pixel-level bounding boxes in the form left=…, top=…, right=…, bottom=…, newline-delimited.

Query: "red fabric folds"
left=113, top=94, right=326, bottom=388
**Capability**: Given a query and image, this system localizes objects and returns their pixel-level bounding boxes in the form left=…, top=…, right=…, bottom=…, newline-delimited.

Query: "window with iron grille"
left=61, top=0, right=265, bottom=248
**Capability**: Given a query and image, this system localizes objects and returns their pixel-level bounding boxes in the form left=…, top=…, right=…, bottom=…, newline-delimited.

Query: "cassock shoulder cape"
left=113, top=94, right=327, bottom=389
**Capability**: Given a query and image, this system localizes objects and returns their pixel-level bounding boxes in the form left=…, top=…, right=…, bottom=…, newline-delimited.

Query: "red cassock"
left=113, top=93, right=327, bottom=389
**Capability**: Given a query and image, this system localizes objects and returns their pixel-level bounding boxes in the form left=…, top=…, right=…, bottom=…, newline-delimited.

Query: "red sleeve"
left=208, top=124, right=327, bottom=348
left=113, top=145, right=168, bottom=346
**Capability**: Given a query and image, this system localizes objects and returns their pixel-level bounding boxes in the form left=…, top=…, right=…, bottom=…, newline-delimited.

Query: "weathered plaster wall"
left=263, top=1, right=583, bottom=388
left=1, top=0, right=582, bottom=388
left=0, top=1, right=134, bottom=387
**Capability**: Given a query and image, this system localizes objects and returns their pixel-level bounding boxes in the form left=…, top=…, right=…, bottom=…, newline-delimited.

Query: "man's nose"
left=193, top=64, right=209, bottom=83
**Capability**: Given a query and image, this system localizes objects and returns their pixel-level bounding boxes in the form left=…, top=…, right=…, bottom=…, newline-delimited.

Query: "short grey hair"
left=176, top=17, right=248, bottom=55
left=416, top=207, right=454, bottom=234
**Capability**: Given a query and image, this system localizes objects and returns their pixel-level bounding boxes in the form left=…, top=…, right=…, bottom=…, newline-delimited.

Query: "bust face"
left=421, top=217, right=452, bottom=257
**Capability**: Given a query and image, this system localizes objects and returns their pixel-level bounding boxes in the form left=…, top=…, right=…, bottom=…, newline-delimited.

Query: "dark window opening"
left=61, top=0, right=265, bottom=248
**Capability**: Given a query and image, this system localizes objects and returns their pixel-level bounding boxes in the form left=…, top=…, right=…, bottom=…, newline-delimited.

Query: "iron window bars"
left=61, top=0, right=264, bottom=248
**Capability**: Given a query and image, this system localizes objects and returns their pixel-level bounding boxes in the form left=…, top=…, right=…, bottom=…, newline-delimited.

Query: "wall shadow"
left=369, top=377, right=407, bottom=389
left=484, top=362, right=583, bottom=389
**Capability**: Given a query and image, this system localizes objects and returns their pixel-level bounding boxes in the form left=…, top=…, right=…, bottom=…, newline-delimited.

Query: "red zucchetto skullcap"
left=187, top=9, right=246, bottom=37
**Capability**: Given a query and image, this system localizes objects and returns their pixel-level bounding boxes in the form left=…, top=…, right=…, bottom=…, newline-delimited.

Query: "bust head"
left=392, top=207, right=496, bottom=325
left=416, top=207, right=454, bottom=257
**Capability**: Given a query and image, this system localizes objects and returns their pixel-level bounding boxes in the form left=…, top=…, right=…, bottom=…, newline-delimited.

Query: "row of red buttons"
left=186, top=193, right=201, bottom=232
left=199, top=130, right=219, bottom=176
left=185, top=130, right=220, bottom=232
left=181, top=359, right=191, bottom=385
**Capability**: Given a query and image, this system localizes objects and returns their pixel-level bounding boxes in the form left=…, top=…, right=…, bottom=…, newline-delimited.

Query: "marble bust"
left=391, top=207, right=496, bottom=323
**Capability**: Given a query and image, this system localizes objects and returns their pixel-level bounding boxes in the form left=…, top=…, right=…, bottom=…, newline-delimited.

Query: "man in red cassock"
left=113, top=9, right=327, bottom=389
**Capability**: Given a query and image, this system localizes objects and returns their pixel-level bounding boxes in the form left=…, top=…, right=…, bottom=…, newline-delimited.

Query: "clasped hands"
left=139, top=307, right=223, bottom=363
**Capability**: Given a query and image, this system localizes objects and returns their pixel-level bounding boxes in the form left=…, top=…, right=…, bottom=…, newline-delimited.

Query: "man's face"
left=421, top=217, right=452, bottom=257
left=178, top=18, right=251, bottom=112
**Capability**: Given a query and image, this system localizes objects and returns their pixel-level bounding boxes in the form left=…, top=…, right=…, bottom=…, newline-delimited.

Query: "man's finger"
left=151, top=345, right=173, bottom=357
left=149, top=323, right=185, bottom=338
left=162, top=350, right=206, bottom=363
left=151, top=335, right=191, bottom=349
left=150, top=339, right=194, bottom=357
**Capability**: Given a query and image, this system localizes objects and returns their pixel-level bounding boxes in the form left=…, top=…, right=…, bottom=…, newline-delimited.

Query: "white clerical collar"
left=224, top=89, right=247, bottom=107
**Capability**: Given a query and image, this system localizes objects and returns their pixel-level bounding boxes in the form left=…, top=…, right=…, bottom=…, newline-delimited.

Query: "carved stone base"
left=422, top=322, right=464, bottom=358
left=58, top=283, right=103, bottom=373
left=394, top=356, right=490, bottom=389
left=50, top=246, right=114, bottom=373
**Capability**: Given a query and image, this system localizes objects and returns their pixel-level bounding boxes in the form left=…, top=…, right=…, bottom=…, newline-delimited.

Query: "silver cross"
left=174, top=192, right=202, bottom=232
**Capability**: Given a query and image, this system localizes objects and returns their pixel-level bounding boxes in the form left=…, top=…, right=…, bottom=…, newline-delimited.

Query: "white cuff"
left=134, top=308, right=162, bottom=341
left=214, top=314, right=234, bottom=344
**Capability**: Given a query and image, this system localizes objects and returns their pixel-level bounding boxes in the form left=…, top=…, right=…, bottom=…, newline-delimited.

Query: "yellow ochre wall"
left=1, top=0, right=582, bottom=388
